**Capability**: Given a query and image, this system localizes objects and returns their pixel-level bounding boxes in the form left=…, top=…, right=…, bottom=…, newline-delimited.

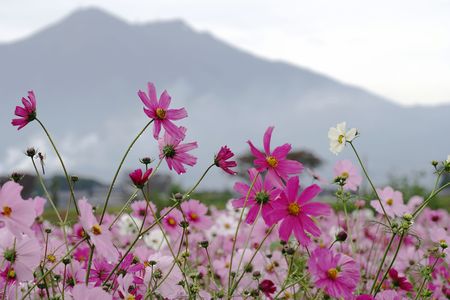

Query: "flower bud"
left=71, top=175, right=79, bottom=182
left=140, top=157, right=152, bottom=165
left=62, top=257, right=71, bottom=265
left=26, top=147, right=37, bottom=157
left=336, top=231, right=348, bottom=242
left=10, top=172, right=23, bottom=183
left=199, top=240, right=209, bottom=248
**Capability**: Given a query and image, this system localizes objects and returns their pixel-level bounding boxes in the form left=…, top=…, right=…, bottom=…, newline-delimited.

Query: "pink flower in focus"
left=89, top=258, right=113, bottom=287
left=0, top=228, right=40, bottom=281
left=333, top=160, right=362, bottom=191
left=129, top=168, right=153, bottom=189
left=308, top=248, right=360, bottom=299
left=180, top=199, right=212, bottom=230
left=11, top=90, right=37, bottom=130
left=159, top=127, right=198, bottom=174
left=370, top=187, right=407, bottom=218
left=232, top=168, right=281, bottom=225
left=247, top=126, right=303, bottom=185
left=0, top=181, right=36, bottom=237
left=138, top=82, right=187, bottom=139
left=78, top=198, right=118, bottom=261
left=214, top=146, right=237, bottom=175
left=269, top=176, right=331, bottom=245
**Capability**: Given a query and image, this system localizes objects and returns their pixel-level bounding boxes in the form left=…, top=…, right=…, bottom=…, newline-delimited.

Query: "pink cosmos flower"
left=160, top=207, right=183, bottom=236
left=11, top=90, right=37, bottom=130
left=308, top=248, right=360, bottom=299
left=32, top=196, right=46, bottom=217
left=129, top=168, right=153, bottom=189
left=0, top=228, right=40, bottom=281
left=269, top=176, right=331, bottom=245
left=78, top=198, right=118, bottom=261
left=88, top=258, right=113, bottom=287
left=247, top=126, right=303, bottom=185
left=158, top=127, right=198, bottom=174
left=214, top=146, right=237, bottom=175
left=131, top=200, right=157, bottom=223
left=0, top=181, right=36, bottom=237
left=70, top=284, right=112, bottom=300
left=232, top=168, right=281, bottom=225
left=180, top=199, right=212, bottom=230
left=333, top=160, right=362, bottom=191
left=138, top=82, right=187, bottom=140
left=370, top=187, right=407, bottom=218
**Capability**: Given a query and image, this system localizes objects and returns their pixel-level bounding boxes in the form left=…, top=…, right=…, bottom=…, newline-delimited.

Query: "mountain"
left=0, top=7, right=448, bottom=190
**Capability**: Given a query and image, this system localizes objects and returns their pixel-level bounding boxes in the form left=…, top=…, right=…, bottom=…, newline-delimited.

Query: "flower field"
left=1, top=83, right=449, bottom=299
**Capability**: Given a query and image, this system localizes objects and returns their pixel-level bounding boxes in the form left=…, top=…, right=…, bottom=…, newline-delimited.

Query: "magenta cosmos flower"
left=387, top=268, right=413, bottom=292
left=269, top=176, right=330, bottom=245
left=129, top=168, right=153, bottom=189
left=248, top=126, right=303, bottom=185
left=78, top=198, right=118, bottom=261
left=214, top=146, right=237, bottom=175
left=232, top=168, right=281, bottom=225
left=11, top=90, right=37, bottom=130
left=0, top=181, right=36, bottom=237
left=158, top=127, right=198, bottom=174
left=333, top=160, right=362, bottom=191
left=138, top=82, right=187, bottom=140
left=308, top=248, right=360, bottom=299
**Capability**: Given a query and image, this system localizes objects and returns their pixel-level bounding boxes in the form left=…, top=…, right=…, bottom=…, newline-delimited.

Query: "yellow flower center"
left=338, top=134, right=345, bottom=144
left=266, top=156, right=278, bottom=168
left=386, top=198, right=394, bottom=206
left=168, top=217, right=176, bottom=226
left=341, top=172, right=349, bottom=179
left=288, top=203, right=301, bottom=216
left=1, top=206, right=12, bottom=217
left=47, top=254, right=56, bottom=263
left=91, top=224, right=102, bottom=235
left=155, top=108, right=166, bottom=119
left=7, top=268, right=16, bottom=279
left=224, top=223, right=231, bottom=229
left=190, top=212, right=199, bottom=221
left=127, top=295, right=136, bottom=300
left=327, top=268, right=339, bottom=280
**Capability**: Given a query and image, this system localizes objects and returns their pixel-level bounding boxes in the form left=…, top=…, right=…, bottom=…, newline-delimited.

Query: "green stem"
left=369, top=232, right=396, bottom=294
left=227, top=172, right=260, bottom=295
left=413, top=182, right=450, bottom=218
left=36, top=118, right=79, bottom=215
left=349, top=142, right=392, bottom=227
left=99, top=120, right=153, bottom=223
left=374, top=232, right=405, bottom=296
left=414, top=254, right=440, bottom=300
left=108, top=190, right=139, bottom=230
left=85, top=244, right=95, bottom=285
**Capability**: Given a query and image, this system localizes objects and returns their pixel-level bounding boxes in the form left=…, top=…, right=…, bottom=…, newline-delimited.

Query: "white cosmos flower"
left=143, top=229, right=169, bottom=250
left=328, top=122, right=358, bottom=155
left=117, top=214, right=142, bottom=236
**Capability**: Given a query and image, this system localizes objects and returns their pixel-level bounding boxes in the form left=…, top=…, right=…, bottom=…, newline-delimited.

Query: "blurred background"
left=0, top=0, right=449, bottom=210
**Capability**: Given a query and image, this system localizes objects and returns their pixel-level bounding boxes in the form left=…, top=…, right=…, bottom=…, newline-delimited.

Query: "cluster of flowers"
left=2, top=83, right=448, bottom=299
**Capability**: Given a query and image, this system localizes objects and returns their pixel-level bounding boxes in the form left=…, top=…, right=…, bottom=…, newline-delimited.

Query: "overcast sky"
left=1, top=0, right=449, bottom=106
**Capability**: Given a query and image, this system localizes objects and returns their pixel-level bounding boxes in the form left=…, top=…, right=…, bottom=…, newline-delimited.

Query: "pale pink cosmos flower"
left=247, top=126, right=303, bottom=185
left=269, top=176, right=331, bottom=245
left=214, top=146, right=237, bottom=175
left=131, top=200, right=157, bottom=223
left=159, top=127, right=198, bottom=174
left=138, top=82, right=187, bottom=140
left=0, top=181, right=36, bottom=237
left=333, top=160, right=362, bottom=191
left=431, top=227, right=449, bottom=248
left=308, top=247, right=360, bottom=299
left=232, top=168, right=281, bottom=225
left=180, top=199, right=212, bottom=230
left=78, top=198, right=118, bottom=261
left=70, top=284, right=112, bottom=300
left=370, top=187, right=407, bottom=218
left=0, top=228, right=40, bottom=281
left=11, top=90, right=37, bottom=130
left=144, top=253, right=185, bottom=298
left=32, top=196, right=46, bottom=217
